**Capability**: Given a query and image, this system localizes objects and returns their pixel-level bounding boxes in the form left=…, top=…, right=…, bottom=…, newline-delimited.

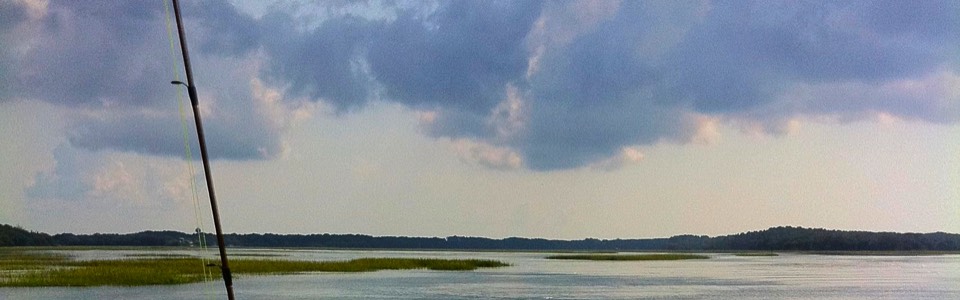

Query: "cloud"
left=0, top=1, right=26, bottom=25
left=259, top=11, right=376, bottom=112
left=2, top=0, right=290, bottom=160
left=367, top=0, right=543, bottom=113
left=24, top=144, right=207, bottom=233
left=668, top=0, right=960, bottom=131
left=185, top=0, right=260, bottom=56
left=449, top=138, right=522, bottom=170
left=26, top=144, right=190, bottom=207
left=4, top=0, right=960, bottom=171
left=11, top=1, right=172, bottom=108
left=665, top=1, right=955, bottom=114
left=26, top=145, right=87, bottom=201
left=778, top=70, right=960, bottom=124
left=588, top=146, right=645, bottom=171
left=0, top=1, right=25, bottom=99
left=409, top=0, right=960, bottom=170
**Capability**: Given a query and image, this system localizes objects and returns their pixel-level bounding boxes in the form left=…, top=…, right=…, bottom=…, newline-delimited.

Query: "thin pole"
left=171, top=0, right=234, bottom=299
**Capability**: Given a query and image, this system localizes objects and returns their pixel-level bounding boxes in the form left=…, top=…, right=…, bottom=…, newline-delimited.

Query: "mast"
left=170, top=0, right=235, bottom=299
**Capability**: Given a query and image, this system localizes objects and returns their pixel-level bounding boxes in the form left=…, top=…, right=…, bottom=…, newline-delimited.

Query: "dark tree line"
left=703, top=226, right=960, bottom=251
left=3, top=224, right=959, bottom=251
left=53, top=231, right=194, bottom=247
left=0, top=224, right=55, bottom=246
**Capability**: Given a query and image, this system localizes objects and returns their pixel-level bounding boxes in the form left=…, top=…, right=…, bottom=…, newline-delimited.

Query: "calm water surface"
left=5, top=249, right=959, bottom=299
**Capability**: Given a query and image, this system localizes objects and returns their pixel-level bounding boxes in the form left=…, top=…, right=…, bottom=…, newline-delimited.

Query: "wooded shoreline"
left=4, top=224, right=960, bottom=252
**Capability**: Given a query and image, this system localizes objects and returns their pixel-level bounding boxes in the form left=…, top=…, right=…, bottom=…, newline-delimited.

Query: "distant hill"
left=2, top=224, right=959, bottom=251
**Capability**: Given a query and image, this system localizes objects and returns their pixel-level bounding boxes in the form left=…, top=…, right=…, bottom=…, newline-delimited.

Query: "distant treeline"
left=3, top=224, right=960, bottom=251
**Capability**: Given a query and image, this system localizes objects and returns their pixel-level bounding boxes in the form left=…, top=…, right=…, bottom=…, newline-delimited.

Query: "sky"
left=0, top=0, right=958, bottom=239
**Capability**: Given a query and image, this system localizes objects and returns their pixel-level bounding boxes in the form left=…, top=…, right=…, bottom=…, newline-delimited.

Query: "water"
left=4, top=250, right=959, bottom=299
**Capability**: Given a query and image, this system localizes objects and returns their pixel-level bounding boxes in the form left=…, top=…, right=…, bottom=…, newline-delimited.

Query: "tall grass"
left=545, top=253, right=709, bottom=261
left=6, top=258, right=207, bottom=287
left=0, top=251, right=509, bottom=287
left=0, top=250, right=70, bottom=271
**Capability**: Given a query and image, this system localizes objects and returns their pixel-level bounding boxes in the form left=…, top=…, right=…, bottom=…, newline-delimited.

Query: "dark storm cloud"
left=2, top=0, right=282, bottom=160
left=5, top=0, right=959, bottom=170
left=863, top=0, right=960, bottom=43
left=66, top=107, right=282, bottom=161
left=0, top=1, right=24, bottom=100
left=186, top=0, right=261, bottom=56
left=67, top=113, right=191, bottom=157
left=255, top=0, right=544, bottom=114
left=663, top=0, right=960, bottom=121
left=465, top=0, right=957, bottom=170
left=259, top=11, right=376, bottom=112
left=366, top=0, right=542, bottom=113
left=0, top=1, right=26, bottom=28
left=12, top=1, right=170, bottom=108
left=516, top=1, right=692, bottom=169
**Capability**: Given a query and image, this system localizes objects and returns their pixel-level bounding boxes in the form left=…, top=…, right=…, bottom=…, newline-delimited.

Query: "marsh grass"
left=0, top=250, right=71, bottom=271
left=734, top=252, right=779, bottom=257
left=545, top=253, right=709, bottom=261
left=0, top=251, right=509, bottom=287
left=6, top=259, right=208, bottom=287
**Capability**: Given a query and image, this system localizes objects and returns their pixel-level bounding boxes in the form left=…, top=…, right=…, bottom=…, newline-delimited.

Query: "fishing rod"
left=170, top=0, right=234, bottom=299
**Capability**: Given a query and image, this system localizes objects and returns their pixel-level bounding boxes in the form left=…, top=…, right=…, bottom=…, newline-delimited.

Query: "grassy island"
left=545, top=253, right=709, bottom=261
left=0, top=250, right=509, bottom=287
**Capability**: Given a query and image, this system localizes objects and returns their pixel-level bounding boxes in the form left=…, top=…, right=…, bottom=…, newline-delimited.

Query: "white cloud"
left=488, top=84, right=529, bottom=141
left=588, top=146, right=645, bottom=171
left=450, top=139, right=522, bottom=170
left=690, top=115, right=722, bottom=145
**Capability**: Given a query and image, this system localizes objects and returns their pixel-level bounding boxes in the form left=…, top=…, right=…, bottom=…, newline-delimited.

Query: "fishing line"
left=163, top=0, right=215, bottom=286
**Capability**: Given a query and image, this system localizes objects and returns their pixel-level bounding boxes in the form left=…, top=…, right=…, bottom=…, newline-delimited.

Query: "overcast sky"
left=1, top=0, right=958, bottom=239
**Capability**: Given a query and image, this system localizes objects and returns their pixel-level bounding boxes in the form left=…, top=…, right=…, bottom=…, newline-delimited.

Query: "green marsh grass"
left=0, top=250, right=71, bottom=271
left=0, top=250, right=509, bottom=287
left=545, top=253, right=709, bottom=261
left=5, top=258, right=209, bottom=287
